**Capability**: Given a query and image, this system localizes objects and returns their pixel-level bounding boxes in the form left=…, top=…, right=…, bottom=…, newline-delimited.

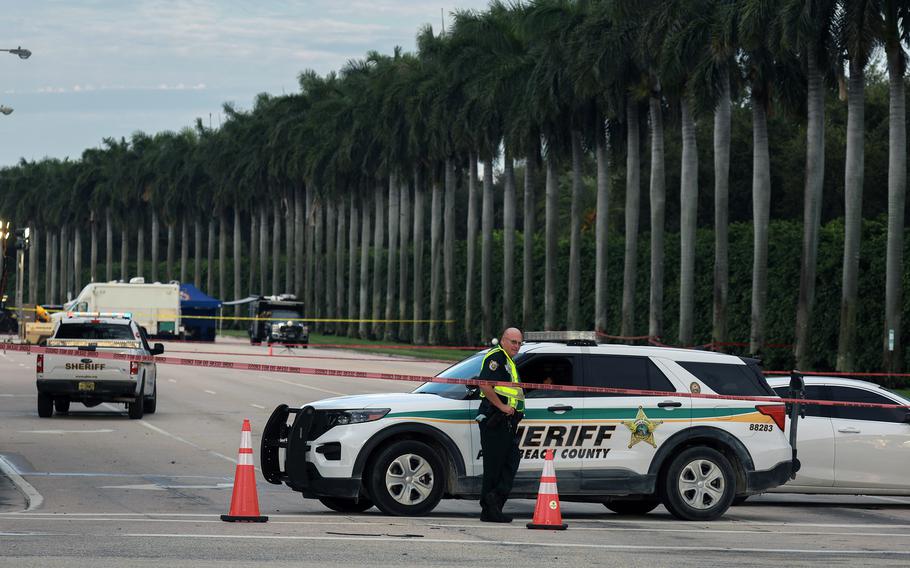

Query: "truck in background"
left=60, top=278, right=182, bottom=338
left=248, top=294, right=308, bottom=346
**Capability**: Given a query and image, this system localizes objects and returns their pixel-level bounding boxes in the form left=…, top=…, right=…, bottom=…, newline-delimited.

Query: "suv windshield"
left=55, top=322, right=134, bottom=340
left=265, top=308, right=301, bottom=321
left=413, top=352, right=486, bottom=400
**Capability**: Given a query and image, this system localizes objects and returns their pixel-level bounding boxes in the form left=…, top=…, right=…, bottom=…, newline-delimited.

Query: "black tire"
left=143, top=381, right=157, bottom=414
left=661, top=446, right=736, bottom=521
left=318, top=496, right=375, bottom=513
left=37, top=393, right=53, bottom=418
left=732, top=495, right=749, bottom=506
left=128, top=379, right=145, bottom=419
left=54, top=398, right=70, bottom=414
left=605, top=499, right=660, bottom=516
left=367, top=440, right=445, bottom=516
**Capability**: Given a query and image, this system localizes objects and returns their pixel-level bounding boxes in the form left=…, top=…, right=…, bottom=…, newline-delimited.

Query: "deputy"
left=476, top=327, right=524, bottom=523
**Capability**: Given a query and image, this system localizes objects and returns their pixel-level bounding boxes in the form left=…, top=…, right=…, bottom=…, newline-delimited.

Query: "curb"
left=0, top=455, right=43, bottom=512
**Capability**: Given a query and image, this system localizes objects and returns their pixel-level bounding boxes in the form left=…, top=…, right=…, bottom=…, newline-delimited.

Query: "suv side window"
left=680, top=361, right=774, bottom=396
left=520, top=355, right=578, bottom=399
left=772, top=385, right=830, bottom=418
left=583, top=355, right=675, bottom=397
left=825, top=386, right=905, bottom=423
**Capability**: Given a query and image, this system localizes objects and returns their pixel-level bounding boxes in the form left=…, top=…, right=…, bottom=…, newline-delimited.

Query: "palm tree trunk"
left=398, top=181, right=410, bottom=340
left=413, top=167, right=426, bottom=344
left=90, top=214, right=97, bottom=284
left=271, top=202, right=280, bottom=296
left=544, top=153, right=558, bottom=330
left=594, top=119, right=610, bottom=333
left=233, top=208, right=242, bottom=318
left=750, top=96, right=772, bottom=354
left=218, top=211, right=226, bottom=301
left=285, top=196, right=293, bottom=294
left=324, top=200, right=336, bottom=332
left=622, top=99, right=641, bottom=338
left=444, top=161, right=456, bottom=342
left=151, top=210, right=159, bottom=282
left=314, top=201, right=324, bottom=331
left=713, top=75, right=731, bottom=347
left=105, top=210, right=113, bottom=282
left=295, top=187, right=305, bottom=300
left=305, top=189, right=315, bottom=317
left=502, top=148, right=517, bottom=330
left=194, top=220, right=203, bottom=288
left=371, top=183, right=385, bottom=338
left=480, top=155, right=494, bottom=342
left=679, top=97, right=698, bottom=346
left=207, top=218, right=215, bottom=294
left=259, top=205, right=268, bottom=295
left=180, top=217, right=189, bottom=285
left=347, top=197, right=359, bottom=337
left=464, top=152, right=479, bottom=339
left=336, top=195, right=347, bottom=330
left=73, top=228, right=82, bottom=293
left=248, top=210, right=258, bottom=296
left=49, top=232, right=58, bottom=304
left=358, top=194, right=372, bottom=339
left=166, top=223, right=175, bottom=282
left=648, top=91, right=666, bottom=341
left=384, top=174, right=400, bottom=340
left=884, top=44, right=906, bottom=372
left=45, top=229, right=52, bottom=303
left=61, top=227, right=68, bottom=297
left=523, top=141, right=538, bottom=330
left=136, top=224, right=144, bottom=280
left=567, top=130, right=583, bottom=330
left=795, top=56, right=827, bottom=369
left=68, top=239, right=75, bottom=297
left=28, top=222, right=38, bottom=304
left=428, top=177, right=443, bottom=345
left=836, top=62, right=865, bottom=372
left=119, top=225, right=127, bottom=282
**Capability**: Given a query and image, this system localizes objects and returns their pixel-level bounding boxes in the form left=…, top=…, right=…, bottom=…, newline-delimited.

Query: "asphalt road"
left=2, top=338, right=910, bottom=567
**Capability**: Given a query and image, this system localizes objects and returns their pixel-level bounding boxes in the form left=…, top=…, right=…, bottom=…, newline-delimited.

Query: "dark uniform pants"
left=480, top=416, right=521, bottom=500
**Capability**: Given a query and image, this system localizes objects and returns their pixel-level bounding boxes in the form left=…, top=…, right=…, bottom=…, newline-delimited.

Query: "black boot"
left=480, top=492, right=511, bottom=523
left=496, top=495, right=513, bottom=522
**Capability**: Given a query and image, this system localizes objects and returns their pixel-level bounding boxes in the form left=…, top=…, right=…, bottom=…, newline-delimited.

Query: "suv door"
left=825, top=386, right=910, bottom=490
left=581, top=355, right=690, bottom=491
left=507, top=353, right=585, bottom=494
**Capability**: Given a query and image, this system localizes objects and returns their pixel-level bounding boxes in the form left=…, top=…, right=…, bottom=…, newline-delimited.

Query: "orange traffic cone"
left=221, top=419, right=268, bottom=523
left=267, top=344, right=273, bottom=356
left=527, top=449, right=567, bottom=530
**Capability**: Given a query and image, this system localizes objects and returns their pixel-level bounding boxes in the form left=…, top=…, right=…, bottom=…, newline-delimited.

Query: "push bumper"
left=261, top=404, right=360, bottom=499
left=745, top=460, right=797, bottom=493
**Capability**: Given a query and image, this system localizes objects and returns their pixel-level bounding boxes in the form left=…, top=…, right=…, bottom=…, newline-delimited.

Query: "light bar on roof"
left=523, top=331, right=601, bottom=344
left=64, top=312, right=133, bottom=319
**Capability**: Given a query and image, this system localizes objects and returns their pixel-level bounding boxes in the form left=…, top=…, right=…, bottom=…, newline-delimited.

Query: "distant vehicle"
left=60, top=278, right=182, bottom=338
left=36, top=312, right=164, bottom=419
left=248, top=294, right=308, bottom=346
left=757, top=376, right=910, bottom=497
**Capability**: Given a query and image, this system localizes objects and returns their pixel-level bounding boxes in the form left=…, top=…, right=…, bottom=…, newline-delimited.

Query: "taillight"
left=36, top=354, right=44, bottom=374
left=130, top=361, right=139, bottom=375
left=756, top=404, right=786, bottom=431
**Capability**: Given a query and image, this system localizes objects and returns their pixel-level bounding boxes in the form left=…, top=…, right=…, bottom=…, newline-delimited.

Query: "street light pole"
left=1, top=46, right=31, bottom=59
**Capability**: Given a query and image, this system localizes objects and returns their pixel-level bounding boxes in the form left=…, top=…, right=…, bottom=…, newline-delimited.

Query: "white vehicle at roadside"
left=262, top=332, right=798, bottom=521
left=36, top=312, right=164, bottom=420
left=763, top=376, right=910, bottom=496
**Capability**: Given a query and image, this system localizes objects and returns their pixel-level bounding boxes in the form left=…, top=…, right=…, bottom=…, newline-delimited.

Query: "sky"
left=0, top=0, right=491, bottom=168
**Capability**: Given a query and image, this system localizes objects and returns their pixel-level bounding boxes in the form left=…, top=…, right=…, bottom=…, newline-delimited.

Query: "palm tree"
left=882, top=0, right=910, bottom=371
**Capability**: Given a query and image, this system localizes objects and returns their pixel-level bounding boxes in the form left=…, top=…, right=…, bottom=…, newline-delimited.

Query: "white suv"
left=262, top=334, right=796, bottom=520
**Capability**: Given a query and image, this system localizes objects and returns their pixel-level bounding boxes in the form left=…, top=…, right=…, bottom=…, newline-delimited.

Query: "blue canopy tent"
left=179, top=284, right=222, bottom=341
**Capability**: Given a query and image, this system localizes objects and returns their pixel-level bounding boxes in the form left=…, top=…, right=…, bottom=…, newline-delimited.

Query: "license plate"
left=78, top=381, right=95, bottom=392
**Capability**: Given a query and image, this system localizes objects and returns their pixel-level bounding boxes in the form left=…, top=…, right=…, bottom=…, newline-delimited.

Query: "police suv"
left=261, top=332, right=797, bottom=521
left=36, top=312, right=164, bottom=419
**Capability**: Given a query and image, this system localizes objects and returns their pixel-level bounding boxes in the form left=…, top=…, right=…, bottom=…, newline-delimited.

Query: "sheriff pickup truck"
left=36, top=312, right=164, bottom=419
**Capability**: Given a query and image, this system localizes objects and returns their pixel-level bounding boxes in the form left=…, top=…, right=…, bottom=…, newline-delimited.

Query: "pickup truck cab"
left=36, top=312, right=164, bottom=419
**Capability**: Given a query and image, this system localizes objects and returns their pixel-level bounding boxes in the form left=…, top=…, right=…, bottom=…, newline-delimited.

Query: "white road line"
left=250, top=404, right=265, bottom=409
left=0, top=455, right=44, bottom=512
left=133, top=420, right=237, bottom=465
left=17, top=429, right=114, bottom=434
left=168, top=379, right=177, bottom=383
left=18, top=363, right=24, bottom=367
left=869, top=495, right=910, bottom=504
left=120, top=533, right=910, bottom=555
left=267, top=376, right=346, bottom=396
left=204, top=390, right=216, bottom=395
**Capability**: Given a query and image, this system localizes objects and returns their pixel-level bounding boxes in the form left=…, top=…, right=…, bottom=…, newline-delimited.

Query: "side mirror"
left=150, top=343, right=165, bottom=356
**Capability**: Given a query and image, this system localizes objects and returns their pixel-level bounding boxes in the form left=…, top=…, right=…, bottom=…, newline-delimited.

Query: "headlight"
left=325, top=408, right=390, bottom=427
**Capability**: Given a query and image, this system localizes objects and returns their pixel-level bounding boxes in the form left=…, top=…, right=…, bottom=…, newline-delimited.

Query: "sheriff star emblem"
left=622, top=406, right=663, bottom=449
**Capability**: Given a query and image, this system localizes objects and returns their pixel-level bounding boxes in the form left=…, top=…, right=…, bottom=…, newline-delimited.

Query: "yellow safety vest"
left=480, top=346, right=524, bottom=412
